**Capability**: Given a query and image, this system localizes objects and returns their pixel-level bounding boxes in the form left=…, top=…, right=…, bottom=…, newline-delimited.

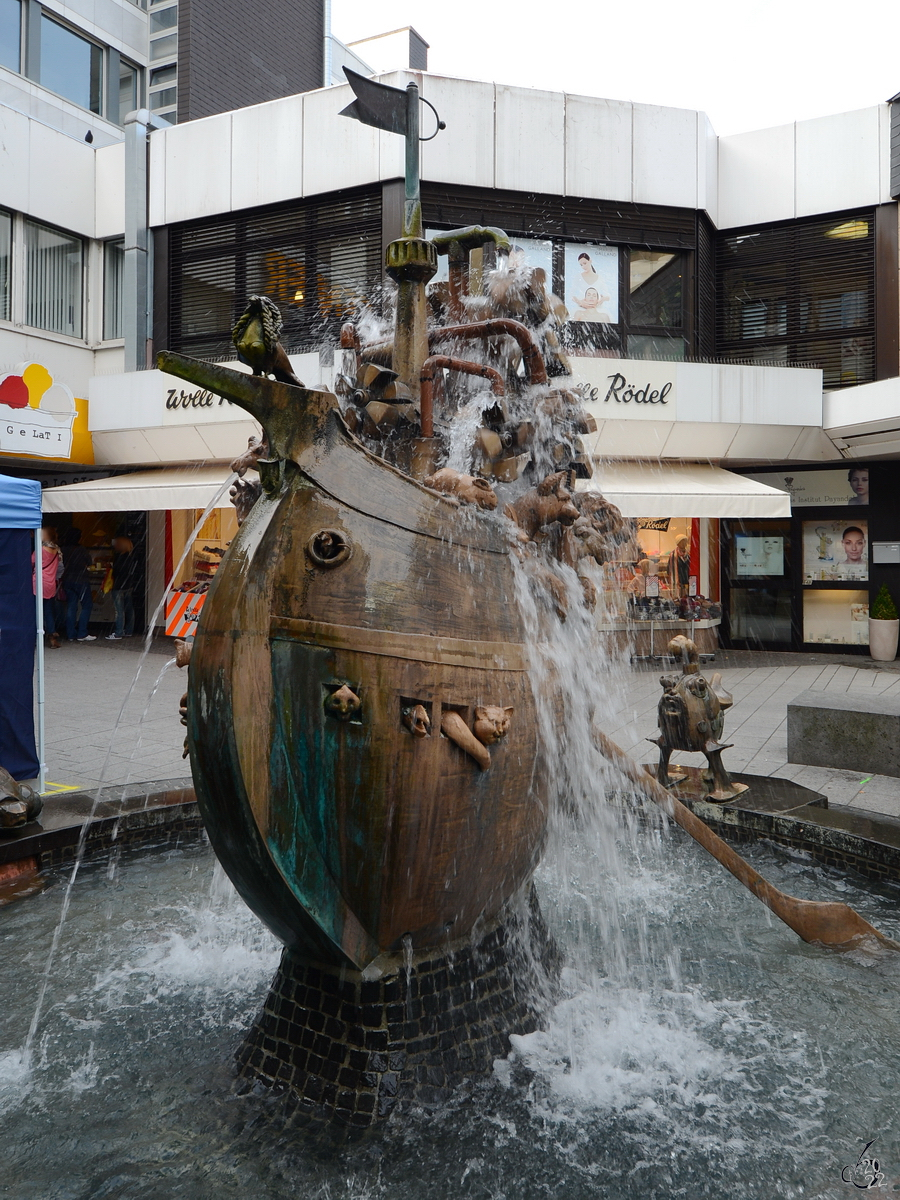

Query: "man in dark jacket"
left=60, top=528, right=95, bottom=642
left=107, top=536, right=139, bottom=640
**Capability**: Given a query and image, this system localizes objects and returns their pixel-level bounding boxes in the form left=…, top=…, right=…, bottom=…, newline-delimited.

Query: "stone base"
left=235, top=892, right=558, bottom=1138
left=787, top=689, right=900, bottom=777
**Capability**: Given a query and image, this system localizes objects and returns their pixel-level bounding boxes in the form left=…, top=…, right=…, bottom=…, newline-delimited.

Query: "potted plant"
left=868, top=584, right=899, bottom=661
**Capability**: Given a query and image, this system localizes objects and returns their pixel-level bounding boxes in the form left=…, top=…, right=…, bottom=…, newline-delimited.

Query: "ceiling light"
left=824, top=220, right=869, bottom=240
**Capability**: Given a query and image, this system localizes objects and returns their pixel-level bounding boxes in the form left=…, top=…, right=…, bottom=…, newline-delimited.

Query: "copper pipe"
left=418, top=355, right=504, bottom=439
left=339, top=323, right=360, bottom=351
left=429, top=319, right=548, bottom=386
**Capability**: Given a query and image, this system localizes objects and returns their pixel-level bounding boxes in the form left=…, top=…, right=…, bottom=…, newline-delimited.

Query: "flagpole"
left=404, top=82, right=421, bottom=239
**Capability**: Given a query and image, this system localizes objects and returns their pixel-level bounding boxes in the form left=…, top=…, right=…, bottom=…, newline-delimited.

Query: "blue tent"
left=0, top=473, right=43, bottom=784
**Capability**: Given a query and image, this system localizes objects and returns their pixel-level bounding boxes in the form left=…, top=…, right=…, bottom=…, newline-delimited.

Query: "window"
left=169, top=193, right=383, bottom=358
left=40, top=16, right=102, bottom=114
left=25, top=219, right=83, bottom=337
left=0, top=0, right=21, bottom=72
left=717, top=212, right=875, bottom=388
left=0, top=209, right=10, bottom=321
left=150, top=33, right=177, bottom=60
left=118, top=59, right=139, bottom=124
left=150, top=63, right=176, bottom=87
left=150, top=87, right=175, bottom=110
left=104, top=239, right=124, bottom=339
left=150, top=5, right=177, bottom=32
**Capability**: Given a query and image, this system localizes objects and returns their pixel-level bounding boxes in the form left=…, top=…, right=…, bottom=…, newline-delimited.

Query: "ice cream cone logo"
left=0, top=363, right=76, bottom=421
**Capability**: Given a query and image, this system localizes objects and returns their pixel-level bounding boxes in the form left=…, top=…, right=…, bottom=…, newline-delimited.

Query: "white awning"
left=41, top=466, right=237, bottom=513
left=576, top=461, right=791, bottom=518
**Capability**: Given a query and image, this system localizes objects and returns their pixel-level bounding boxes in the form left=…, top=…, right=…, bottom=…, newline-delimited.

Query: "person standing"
left=32, top=527, right=61, bottom=649
left=107, top=536, right=139, bottom=640
left=60, top=528, right=95, bottom=642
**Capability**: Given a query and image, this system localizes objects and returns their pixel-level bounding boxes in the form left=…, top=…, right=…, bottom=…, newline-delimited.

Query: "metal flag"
left=340, top=68, right=409, bottom=136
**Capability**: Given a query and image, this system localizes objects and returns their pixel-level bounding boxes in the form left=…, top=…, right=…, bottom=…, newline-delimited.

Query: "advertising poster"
left=802, top=519, right=868, bottom=583
left=564, top=244, right=619, bottom=324
left=744, top=467, right=869, bottom=508
left=734, top=534, right=784, bottom=577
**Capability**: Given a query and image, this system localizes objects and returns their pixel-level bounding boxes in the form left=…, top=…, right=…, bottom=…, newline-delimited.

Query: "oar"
left=594, top=729, right=900, bottom=952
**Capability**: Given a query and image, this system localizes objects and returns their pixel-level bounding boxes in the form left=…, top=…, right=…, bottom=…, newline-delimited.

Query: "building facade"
left=3, top=65, right=900, bottom=649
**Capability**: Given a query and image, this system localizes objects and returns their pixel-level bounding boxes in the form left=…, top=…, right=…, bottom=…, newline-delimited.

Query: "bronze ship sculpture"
left=159, top=74, right=900, bottom=1133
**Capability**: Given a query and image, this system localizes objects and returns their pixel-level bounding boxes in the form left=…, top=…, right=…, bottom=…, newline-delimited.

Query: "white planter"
left=868, top=618, right=899, bottom=662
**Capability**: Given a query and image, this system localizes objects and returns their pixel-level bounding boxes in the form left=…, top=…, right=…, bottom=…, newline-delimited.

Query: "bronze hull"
left=188, top=411, right=546, bottom=969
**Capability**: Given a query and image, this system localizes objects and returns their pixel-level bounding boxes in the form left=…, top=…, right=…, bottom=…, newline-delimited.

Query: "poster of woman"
left=802, top=520, right=868, bottom=582
left=564, top=244, right=618, bottom=324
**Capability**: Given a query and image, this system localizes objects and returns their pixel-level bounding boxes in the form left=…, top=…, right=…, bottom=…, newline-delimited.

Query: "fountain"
left=4, top=72, right=900, bottom=1187
left=155, top=69, right=899, bottom=1135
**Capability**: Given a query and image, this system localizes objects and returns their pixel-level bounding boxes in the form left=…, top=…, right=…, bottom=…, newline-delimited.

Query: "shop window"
left=118, top=59, right=140, bottom=125
left=40, top=16, right=102, bottom=114
left=25, top=219, right=83, bottom=337
left=0, top=0, right=20, bottom=72
left=0, top=209, right=10, bottom=321
left=104, top=239, right=124, bottom=340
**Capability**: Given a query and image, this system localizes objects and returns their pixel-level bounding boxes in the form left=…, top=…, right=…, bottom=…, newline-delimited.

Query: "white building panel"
left=94, top=141, right=124, bottom=238
left=698, top=114, right=718, bottom=225
left=631, top=103, right=697, bottom=209
left=148, top=127, right=167, bottom=227
left=598, top=420, right=674, bottom=458
left=421, top=76, right=495, bottom=190
left=795, top=107, right=882, bottom=219
left=92, top=429, right=162, bottom=465
left=29, top=120, right=96, bottom=236
left=564, top=93, right=632, bottom=203
left=231, top=96, right=304, bottom=212
left=724, top=424, right=806, bottom=461
left=302, top=83, right=380, bottom=199
left=0, top=107, right=30, bottom=215
left=164, top=113, right=233, bottom=224
left=198, top=420, right=262, bottom=460
left=717, top=123, right=795, bottom=229
left=494, top=85, right=564, bottom=196
left=660, top=421, right=740, bottom=459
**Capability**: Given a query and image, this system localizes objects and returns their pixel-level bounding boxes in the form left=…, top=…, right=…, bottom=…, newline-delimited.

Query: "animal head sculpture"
left=423, top=468, right=498, bottom=510
left=473, top=705, right=513, bottom=746
left=323, top=683, right=362, bottom=722
left=504, top=471, right=580, bottom=542
left=401, top=704, right=431, bottom=738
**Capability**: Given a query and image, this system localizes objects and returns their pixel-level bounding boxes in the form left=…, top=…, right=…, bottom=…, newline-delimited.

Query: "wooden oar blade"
left=593, top=728, right=900, bottom=954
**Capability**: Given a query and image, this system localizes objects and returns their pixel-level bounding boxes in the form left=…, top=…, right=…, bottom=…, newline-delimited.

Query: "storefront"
left=41, top=466, right=240, bottom=637
left=721, top=463, right=889, bottom=651
left=577, top=460, right=791, bottom=657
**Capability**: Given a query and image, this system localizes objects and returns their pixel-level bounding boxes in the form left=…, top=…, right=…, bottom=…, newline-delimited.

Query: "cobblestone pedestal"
left=235, top=893, right=558, bottom=1137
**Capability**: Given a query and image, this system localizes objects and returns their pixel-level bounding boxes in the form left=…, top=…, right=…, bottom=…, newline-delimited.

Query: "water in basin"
left=3, top=826, right=899, bottom=1199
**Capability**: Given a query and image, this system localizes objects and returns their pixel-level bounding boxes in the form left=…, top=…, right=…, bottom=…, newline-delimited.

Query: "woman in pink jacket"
left=32, top=528, right=62, bottom=648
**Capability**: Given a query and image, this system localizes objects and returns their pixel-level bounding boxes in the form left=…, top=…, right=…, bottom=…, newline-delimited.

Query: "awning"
left=0, top=472, right=42, bottom=528
left=576, top=461, right=791, bottom=518
left=41, top=466, right=237, bottom=513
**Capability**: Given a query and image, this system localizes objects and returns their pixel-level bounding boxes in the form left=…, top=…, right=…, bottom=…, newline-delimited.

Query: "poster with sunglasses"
left=802, top=520, right=868, bottom=583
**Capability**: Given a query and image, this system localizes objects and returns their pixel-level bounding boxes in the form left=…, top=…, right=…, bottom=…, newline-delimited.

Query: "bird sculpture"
left=231, top=295, right=305, bottom=387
